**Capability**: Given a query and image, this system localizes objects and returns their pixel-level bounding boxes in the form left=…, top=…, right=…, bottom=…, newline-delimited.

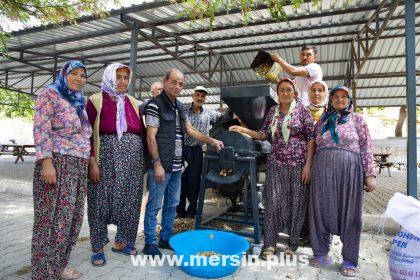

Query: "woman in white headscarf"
left=299, top=80, right=330, bottom=246
left=86, top=63, right=147, bottom=266
left=307, top=81, right=329, bottom=123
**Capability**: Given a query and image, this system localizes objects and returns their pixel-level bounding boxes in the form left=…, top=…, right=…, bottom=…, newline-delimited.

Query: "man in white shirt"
left=271, top=45, right=323, bottom=106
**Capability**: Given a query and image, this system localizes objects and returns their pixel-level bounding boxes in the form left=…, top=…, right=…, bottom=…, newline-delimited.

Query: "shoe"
left=61, top=267, right=81, bottom=279
left=90, top=252, right=106, bottom=267
left=142, top=244, right=162, bottom=257
left=158, top=238, right=173, bottom=251
left=111, top=244, right=137, bottom=256
left=310, top=255, right=333, bottom=268
left=340, top=260, right=358, bottom=277
left=260, top=246, right=276, bottom=260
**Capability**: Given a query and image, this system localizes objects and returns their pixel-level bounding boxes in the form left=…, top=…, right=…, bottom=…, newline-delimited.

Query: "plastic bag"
left=385, top=193, right=420, bottom=280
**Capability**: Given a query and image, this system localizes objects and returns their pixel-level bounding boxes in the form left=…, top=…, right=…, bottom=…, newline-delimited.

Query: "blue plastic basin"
left=169, top=230, right=250, bottom=278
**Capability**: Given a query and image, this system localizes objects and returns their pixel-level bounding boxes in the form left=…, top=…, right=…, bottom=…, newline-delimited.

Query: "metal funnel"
left=220, top=84, right=277, bottom=131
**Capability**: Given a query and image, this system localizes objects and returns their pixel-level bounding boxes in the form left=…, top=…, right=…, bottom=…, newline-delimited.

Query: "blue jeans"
left=144, top=169, right=182, bottom=245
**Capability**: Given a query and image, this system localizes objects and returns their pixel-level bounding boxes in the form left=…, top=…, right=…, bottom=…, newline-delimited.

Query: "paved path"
left=0, top=192, right=393, bottom=280
left=0, top=155, right=413, bottom=279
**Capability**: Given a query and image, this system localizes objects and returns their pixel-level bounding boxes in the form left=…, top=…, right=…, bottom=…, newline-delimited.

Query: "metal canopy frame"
left=0, top=0, right=418, bottom=108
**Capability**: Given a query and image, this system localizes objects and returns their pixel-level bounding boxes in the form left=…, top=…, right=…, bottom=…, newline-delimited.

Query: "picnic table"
left=0, top=144, right=35, bottom=164
left=373, top=152, right=393, bottom=176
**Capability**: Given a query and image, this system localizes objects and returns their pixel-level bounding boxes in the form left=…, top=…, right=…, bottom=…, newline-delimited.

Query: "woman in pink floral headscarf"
left=229, top=78, right=315, bottom=258
left=86, top=63, right=147, bottom=266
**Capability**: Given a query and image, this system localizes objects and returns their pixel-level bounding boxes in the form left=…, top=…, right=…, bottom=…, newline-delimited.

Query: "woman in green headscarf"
left=229, top=78, right=315, bottom=258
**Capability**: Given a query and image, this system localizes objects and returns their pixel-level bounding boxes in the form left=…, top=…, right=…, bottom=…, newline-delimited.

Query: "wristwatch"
left=152, top=157, right=161, bottom=164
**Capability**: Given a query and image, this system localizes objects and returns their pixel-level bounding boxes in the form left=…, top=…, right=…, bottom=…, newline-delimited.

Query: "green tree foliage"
left=0, top=0, right=116, bottom=54
left=1, top=0, right=116, bottom=118
left=0, top=88, right=34, bottom=119
left=178, top=0, right=322, bottom=30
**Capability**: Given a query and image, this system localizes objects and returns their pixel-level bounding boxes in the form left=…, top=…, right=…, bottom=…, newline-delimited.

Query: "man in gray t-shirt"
left=142, top=68, right=224, bottom=258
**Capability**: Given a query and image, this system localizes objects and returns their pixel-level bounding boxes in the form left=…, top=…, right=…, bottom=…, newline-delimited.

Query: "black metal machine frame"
left=195, top=146, right=262, bottom=244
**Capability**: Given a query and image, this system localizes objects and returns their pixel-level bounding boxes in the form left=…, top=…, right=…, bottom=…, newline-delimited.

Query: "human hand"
left=364, top=176, right=376, bottom=192
left=88, top=157, right=101, bottom=184
left=40, top=158, right=56, bottom=186
left=154, top=163, right=166, bottom=183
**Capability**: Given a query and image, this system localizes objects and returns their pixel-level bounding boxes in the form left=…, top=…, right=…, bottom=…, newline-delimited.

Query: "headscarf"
left=308, top=81, right=329, bottom=110
left=321, top=85, right=353, bottom=144
left=101, top=63, right=132, bottom=140
left=48, top=60, right=87, bottom=120
left=271, top=78, right=300, bottom=143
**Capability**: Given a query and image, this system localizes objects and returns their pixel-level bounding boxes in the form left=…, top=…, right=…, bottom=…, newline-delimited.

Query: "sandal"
left=260, top=246, right=276, bottom=260
left=111, top=244, right=137, bottom=256
left=340, top=260, right=358, bottom=277
left=91, top=252, right=106, bottom=267
left=310, top=255, right=333, bottom=267
left=61, top=267, right=81, bottom=280
left=284, top=246, right=295, bottom=256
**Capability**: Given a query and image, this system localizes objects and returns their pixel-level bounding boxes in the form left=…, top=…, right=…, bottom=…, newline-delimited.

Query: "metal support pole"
left=365, top=29, right=369, bottom=51
left=194, top=45, right=197, bottom=68
left=405, top=0, right=417, bottom=198
left=220, top=55, right=224, bottom=87
left=208, top=53, right=212, bottom=78
left=139, top=78, right=143, bottom=99
left=129, top=23, right=138, bottom=96
left=351, top=81, right=357, bottom=110
left=30, top=73, right=34, bottom=95
left=53, top=56, right=58, bottom=81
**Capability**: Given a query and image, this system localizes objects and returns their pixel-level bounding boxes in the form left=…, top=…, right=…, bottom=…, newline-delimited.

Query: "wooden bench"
left=378, top=161, right=393, bottom=177
left=373, top=152, right=393, bottom=177
left=0, top=144, right=35, bottom=163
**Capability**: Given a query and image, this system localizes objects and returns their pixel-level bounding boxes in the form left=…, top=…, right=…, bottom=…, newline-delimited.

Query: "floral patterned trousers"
left=31, top=154, right=87, bottom=280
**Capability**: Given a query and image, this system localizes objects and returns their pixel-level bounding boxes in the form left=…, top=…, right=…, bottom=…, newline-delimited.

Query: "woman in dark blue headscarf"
left=309, top=86, right=376, bottom=277
left=48, top=60, right=87, bottom=118
left=32, top=61, right=92, bottom=280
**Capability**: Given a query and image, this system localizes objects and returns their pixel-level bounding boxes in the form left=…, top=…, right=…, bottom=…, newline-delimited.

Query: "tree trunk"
left=395, top=105, right=407, bottom=137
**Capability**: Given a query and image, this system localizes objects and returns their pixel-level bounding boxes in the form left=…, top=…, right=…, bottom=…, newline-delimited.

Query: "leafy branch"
left=177, top=0, right=322, bottom=31
left=0, top=0, right=117, bottom=55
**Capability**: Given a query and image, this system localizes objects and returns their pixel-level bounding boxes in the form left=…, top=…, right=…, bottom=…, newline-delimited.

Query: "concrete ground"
left=0, top=155, right=416, bottom=280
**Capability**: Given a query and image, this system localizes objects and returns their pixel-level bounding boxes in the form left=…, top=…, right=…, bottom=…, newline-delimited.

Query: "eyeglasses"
left=278, top=88, right=294, bottom=94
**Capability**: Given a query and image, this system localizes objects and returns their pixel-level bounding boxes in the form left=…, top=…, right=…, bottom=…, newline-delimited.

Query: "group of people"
left=31, top=44, right=375, bottom=279
left=31, top=63, right=222, bottom=279
left=230, top=45, right=376, bottom=277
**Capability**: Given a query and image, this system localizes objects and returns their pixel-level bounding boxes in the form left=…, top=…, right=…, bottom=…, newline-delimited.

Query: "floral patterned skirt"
left=31, top=153, right=88, bottom=280
left=263, top=163, right=309, bottom=251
